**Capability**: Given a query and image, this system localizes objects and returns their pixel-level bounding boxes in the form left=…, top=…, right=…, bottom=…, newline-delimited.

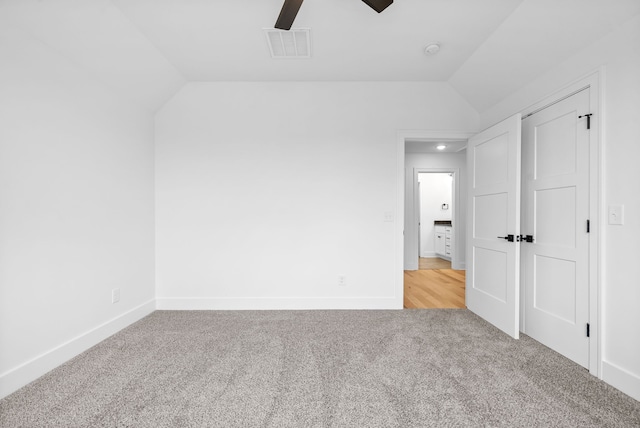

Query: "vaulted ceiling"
left=2, top=0, right=639, bottom=113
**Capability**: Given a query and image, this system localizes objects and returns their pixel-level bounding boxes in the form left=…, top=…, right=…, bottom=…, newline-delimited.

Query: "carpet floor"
left=1, top=310, right=639, bottom=427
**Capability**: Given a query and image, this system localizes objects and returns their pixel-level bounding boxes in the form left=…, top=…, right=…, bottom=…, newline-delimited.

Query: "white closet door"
left=521, top=89, right=590, bottom=367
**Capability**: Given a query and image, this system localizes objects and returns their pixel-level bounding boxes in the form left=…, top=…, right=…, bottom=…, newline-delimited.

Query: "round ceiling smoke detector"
left=424, top=43, right=440, bottom=56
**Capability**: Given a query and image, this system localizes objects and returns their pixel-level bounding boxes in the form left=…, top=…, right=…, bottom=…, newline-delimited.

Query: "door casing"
left=414, top=168, right=460, bottom=267
left=397, top=131, right=474, bottom=277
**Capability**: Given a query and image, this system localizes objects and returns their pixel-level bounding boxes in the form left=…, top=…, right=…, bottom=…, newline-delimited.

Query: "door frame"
left=413, top=168, right=460, bottom=267
left=518, top=71, right=601, bottom=376
left=395, top=130, right=475, bottom=308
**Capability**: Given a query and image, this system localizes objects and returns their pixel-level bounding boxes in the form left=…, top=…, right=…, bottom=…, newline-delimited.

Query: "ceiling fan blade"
left=275, top=0, right=304, bottom=31
left=362, top=0, right=393, bottom=13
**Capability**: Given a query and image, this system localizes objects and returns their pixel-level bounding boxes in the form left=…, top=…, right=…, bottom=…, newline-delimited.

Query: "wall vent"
left=264, top=28, right=311, bottom=59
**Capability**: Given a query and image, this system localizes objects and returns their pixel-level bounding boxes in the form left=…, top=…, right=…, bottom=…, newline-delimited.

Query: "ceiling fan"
left=275, top=0, right=393, bottom=31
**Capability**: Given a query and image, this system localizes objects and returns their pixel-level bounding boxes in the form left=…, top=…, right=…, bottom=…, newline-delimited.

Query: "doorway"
left=412, top=172, right=464, bottom=308
left=418, top=172, right=453, bottom=270
left=403, top=160, right=468, bottom=308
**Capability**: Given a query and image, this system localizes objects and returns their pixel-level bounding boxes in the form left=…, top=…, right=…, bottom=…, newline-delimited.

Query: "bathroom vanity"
left=434, top=221, right=453, bottom=260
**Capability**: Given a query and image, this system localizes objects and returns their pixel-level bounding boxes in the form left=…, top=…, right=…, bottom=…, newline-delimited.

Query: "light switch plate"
left=608, top=205, right=624, bottom=225
left=337, top=275, right=347, bottom=287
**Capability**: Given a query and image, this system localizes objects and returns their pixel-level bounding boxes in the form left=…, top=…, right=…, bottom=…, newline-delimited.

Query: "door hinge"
left=579, top=113, right=593, bottom=129
left=586, top=323, right=590, bottom=338
left=587, top=219, right=590, bottom=233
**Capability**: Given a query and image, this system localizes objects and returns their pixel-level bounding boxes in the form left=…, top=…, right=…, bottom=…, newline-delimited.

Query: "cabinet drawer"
left=444, top=227, right=452, bottom=233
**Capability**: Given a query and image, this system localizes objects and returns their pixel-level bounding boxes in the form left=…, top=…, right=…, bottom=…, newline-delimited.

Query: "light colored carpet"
left=1, top=310, right=639, bottom=427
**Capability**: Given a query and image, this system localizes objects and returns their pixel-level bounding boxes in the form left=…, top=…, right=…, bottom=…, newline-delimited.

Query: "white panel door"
left=521, top=89, right=590, bottom=367
left=467, top=114, right=521, bottom=339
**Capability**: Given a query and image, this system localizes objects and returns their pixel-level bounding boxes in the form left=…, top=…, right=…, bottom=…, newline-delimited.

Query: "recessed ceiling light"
left=424, top=43, right=440, bottom=56
left=436, top=144, right=446, bottom=150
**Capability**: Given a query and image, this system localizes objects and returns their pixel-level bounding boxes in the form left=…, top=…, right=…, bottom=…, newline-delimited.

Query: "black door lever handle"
left=497, top=235, right=515, bottom=242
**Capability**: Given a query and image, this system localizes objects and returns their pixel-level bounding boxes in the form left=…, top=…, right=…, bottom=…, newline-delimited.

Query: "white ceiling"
left=110, top=0, right=524, bottom=82
left=2, top=0, right=639, bottom=113
left=405, top=140, right=467, bottom=154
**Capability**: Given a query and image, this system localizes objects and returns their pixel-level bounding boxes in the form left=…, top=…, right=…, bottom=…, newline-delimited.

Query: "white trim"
left=596, top=66, right=606, bottom=380
left=420, top=251, right=438, bottom=258
left=602, top=361, right=640, bottom=401
left=156, top=297, right=397, bottom=310
left=395, top=132, right=406, bottom=309
left=518, top=70, right=601, bottom=377
left=0, top=299, right=156, bottom=400
left=398, top=130, right=476, bottom=141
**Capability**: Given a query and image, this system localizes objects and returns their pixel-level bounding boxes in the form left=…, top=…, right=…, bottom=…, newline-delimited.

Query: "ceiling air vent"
left=264, top=28, right=311, bottom=59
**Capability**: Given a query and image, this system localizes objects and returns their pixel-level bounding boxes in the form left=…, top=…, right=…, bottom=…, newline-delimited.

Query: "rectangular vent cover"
left=264, top=28, right=311, bottom=59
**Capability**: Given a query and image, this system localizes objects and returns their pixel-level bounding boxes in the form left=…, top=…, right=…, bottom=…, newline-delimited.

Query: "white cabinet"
left=435, top=226, right=446, bottom=255
left=435, top=224, right=453, bottom=260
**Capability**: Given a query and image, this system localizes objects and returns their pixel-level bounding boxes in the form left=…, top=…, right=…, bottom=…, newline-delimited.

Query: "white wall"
left=479, top=15, right=640, bottom=401
left=404, top=153, right=467, bottom=270
left=0, top=23, right=156, bottom=398
left=418, top=173, right=453, bottom=257
left=155, top=82, right=478, bottom=309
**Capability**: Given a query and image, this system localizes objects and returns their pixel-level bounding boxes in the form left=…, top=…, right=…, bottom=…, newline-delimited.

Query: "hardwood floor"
left=404, top=268, right=466, bottom=309
left=419, top=257, right=451, bottom=270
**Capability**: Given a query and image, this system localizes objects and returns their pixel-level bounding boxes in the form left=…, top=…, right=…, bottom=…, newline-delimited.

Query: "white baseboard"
left=0, top=299, right=155, bottom=400
left=602, top=360, right=640, bottom=401
left=420, top=251, right=437, bottom=258
left=452, top=261, right=466, bottom=270
left=156, top=297, right=400, bottom=310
